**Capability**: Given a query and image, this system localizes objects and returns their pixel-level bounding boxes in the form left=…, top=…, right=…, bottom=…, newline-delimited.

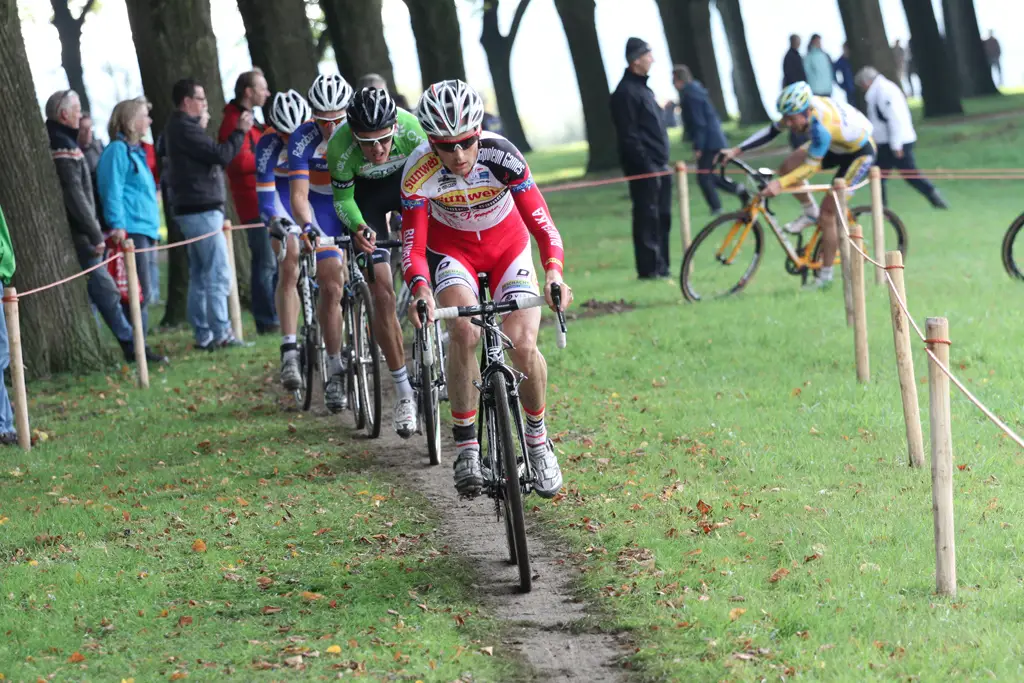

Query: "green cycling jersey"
left=328, top=107, right=426, bottom=231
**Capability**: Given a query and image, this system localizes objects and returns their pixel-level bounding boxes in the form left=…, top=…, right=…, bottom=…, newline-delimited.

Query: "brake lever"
left=417, top=300, right=434, bottom=366
left=550, top=284, right=567, bottom=349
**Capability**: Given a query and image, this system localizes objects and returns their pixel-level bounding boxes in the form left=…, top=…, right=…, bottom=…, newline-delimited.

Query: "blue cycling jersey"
left=255, top=126, right=292, bottom=225
left=287, top=120, right=343, bottom=237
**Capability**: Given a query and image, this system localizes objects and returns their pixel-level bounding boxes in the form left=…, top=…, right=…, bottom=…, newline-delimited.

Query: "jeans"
left=76, top=245, right=134, bottom=343
left=696, top=149, right=740, bottom=213
left=245, top=221, right=278, bottom=331
left=124, top=234, right=154, bottom=334
left=877, top=142, right=937, bottom=205
left=627, top=169, right=673, bottom=278
left=146, top=247, right=160, bottom=304
left=176, top=210, right=231, bottom=346
left=0, top=303, right=15, bottom=436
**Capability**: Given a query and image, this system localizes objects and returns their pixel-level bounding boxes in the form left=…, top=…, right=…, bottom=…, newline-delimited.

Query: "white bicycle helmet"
left=307, top=73, right=353, bottom=113
left=269, top=89, right=310, bottom=134
left=416, top=79, right=485, bottom=138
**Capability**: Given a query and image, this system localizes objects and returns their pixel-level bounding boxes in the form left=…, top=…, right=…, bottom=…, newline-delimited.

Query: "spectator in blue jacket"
left=803, top=34, right=833, bottom=97
left=674, top=65, right=735, bottom=215
left=96, top=98, right=167, bottom=362
left=834, top=42, right=856, bottom=104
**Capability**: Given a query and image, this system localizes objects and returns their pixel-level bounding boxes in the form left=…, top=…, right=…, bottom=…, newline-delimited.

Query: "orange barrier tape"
left=13, top=253, right=122, bottom=300
left=134, top=221, right=266, bottom=253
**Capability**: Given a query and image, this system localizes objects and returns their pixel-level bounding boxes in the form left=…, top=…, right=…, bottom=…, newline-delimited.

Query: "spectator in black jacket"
left=674, top=65, right=734, bottom=216
left=610, top=37, right=672, bottom=280
left=782, top=35, right=809, bottom=149
left=164, top=78, right=251, bottom=351
left=45, top=88, right=164, bottom=364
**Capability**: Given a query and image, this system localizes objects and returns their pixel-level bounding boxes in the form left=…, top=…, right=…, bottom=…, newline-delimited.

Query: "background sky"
left=19, top=0, right=1021, bottom=147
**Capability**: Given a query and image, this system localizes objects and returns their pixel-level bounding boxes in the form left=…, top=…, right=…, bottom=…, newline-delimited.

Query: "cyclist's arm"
left=287, top=133, right=315, bottom=229
left=777, top=120, right=829, bottom=187
left=400, top=194, right=430, bottom=294
left=510, top=176, right=564, bottom=277
left=738, top=123, right=782, bottom=153
left=256, top=135, right=283, bottom=225
left=328, top=148, right=365, bottom=231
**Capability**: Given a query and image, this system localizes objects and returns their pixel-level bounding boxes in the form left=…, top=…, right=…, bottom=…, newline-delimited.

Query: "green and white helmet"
left=777, top=81, right=813, bottom=116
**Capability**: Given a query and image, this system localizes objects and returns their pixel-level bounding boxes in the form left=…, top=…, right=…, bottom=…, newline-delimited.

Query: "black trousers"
left=628, top=170, right=672, bottom=278
left=877, top=142, right=936, bottom=205
left=696, top=149, right=739, bottom=212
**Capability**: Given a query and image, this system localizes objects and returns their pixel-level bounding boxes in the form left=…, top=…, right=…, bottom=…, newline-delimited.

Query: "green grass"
left=526, top=94, right=1024, bottom=680
left=0, top=332, right=518, bottom=681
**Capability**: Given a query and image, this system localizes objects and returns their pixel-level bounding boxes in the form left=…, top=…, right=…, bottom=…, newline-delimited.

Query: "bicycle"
left=1000, top=211, right=1024, bottom=279
left=433, top=275, right=567, bottom=593
left=412, top=299, right=447, bottom=466
left=679, top=157, right=908, bottom=301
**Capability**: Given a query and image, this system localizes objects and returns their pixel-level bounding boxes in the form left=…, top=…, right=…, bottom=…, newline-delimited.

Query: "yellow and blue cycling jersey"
left=739, top=96, right=875, bottom=188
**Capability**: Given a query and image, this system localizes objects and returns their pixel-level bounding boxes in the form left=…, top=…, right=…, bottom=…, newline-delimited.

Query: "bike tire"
left=491, top=372, right=531, bottom=593
left=355, top=282, right=382, bottom=438
left=680, top=211, right=764, bottom=302
left=300, top=330, right=316, bottom=411
left=421, top=323, right=442, bottom=467
left=343, top=295, right=365, bottom=430
left=850, top=205, right=908, bottom=261
left=1001, top=212, right=1024, bottom=280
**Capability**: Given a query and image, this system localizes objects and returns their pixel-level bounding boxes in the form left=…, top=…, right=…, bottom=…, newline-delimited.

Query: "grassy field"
left=2, top=91, right=1023, bottom=682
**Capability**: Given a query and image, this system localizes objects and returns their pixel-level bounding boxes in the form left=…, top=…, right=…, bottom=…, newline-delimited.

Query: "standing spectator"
left=984, top=31, right=1002, bottom=86
left=219, top=69, right=278, bottom=335
left=357, top=73, right=388, bottom=91
left=78, top=112, right=105, bottom=176
left=45, top=89, right=157, bottom=362
left=661, top=100, right=680, bottom=129
left=803, top=34, right=833, bottom=97
left=833, top=42, right=856, bottom=105
left=164, top=78, right=251, bottom=350
left=136, top=97, right=161, bottom=306
left=892, top=40, right=906, bottom=94
left=856, top=67, right=948, bottom=210
left=610, top=37, right=671, bottom=280
left=904, top=40, right=917, bottom=97
left=96, top=98, right=169, bottom=363
left=0, top=205, right=18, bottom=445
left=783, top=35, right=808, bottom=149
left=674, top=65, right=733, bottom=216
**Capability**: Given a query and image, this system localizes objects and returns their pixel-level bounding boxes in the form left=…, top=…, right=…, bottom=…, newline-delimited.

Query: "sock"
left=390, top=366, right=414, bottom=400
left=818, top=266, right=834, bottom=281
left=452, top=410, right=478, bottom=453
left=282, top=334, right=297, bottom=345
left=280, top=341, right=297, bottom=360
left=524, top=405, right=547, bottom=453
left=798, top=190, right=819, bottom=217
left=327, top=353, right=343, bottom=376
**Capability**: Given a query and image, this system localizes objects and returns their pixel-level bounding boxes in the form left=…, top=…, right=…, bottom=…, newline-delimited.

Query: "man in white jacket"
left=856, top=66, right=948, bottom=209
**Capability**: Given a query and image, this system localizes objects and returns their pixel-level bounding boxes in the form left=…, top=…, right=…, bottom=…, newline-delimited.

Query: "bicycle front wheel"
left=680, top=212, right=764, bottom=302
left=1002, top=212, right=1024, bottom=279
left=490, top=373, right=531, bottom=593
left=354, top=282, right=382, bottom=438
left=850, top=205, right=908, bottom=263
left=420, top=323, right=442, bottom=466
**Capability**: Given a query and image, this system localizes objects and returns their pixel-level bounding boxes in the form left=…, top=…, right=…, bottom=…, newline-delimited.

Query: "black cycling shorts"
left=354, top=171, right=403, bottom=266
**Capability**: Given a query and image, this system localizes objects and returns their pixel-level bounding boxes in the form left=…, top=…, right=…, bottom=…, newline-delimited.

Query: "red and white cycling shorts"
left=424, top=211, right=539, bottom=303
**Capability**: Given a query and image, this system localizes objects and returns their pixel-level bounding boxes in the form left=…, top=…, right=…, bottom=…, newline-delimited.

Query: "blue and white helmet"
left=777, top=81, right=813, bottom=116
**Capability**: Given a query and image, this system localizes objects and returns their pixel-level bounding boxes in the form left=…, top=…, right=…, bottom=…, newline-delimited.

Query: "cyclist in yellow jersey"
left=720, top=81, right=876, bottom=289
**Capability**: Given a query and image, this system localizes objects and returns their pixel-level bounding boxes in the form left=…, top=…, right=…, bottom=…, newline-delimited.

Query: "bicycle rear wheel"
left=680, top=211, right=764, bottom=301
left=1001, top=212, right=1024, bottom=280
left=354, top=282, right=382, bottom=438
left=490, top=372, right=531, bottom=593
left=850, top=205, right=908, bottom=262
left=420, top=323, right=442, bottom=466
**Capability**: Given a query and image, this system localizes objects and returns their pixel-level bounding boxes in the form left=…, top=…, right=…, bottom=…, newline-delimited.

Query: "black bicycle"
left=413, top=299, right=447, bottom=466
left=433, top=276, right=567, bottom=593
left=1001, top=211, right=1024, bottom=279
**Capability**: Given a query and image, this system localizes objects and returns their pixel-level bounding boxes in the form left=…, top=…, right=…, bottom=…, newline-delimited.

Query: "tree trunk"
left=402, top=0, right=466, bottom=90
left=715, top=0, right=769, bottom=124
left=941, top=0, right=998, bottom=97
left=836, top=0, right=899, bottom=85
left=480, top=0, right=532, bottom=152
left=237, top=0, right=318, bottom=94
left=902, top=0, right=963, bottom=117
left=0, top=0, right=110, bottom=377
left=50, top=0, right=97, bottom=114
left=552, top=0, right=619, bottom=173
left=655, top=0, right=727, bottom=119
left=126, top=0, right=252, bottom=321
left=320, top=0, right=396, bottom=90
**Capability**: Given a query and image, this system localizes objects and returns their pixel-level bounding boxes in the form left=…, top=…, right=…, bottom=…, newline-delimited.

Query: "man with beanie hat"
left=611, top=37, right=672, bottom=279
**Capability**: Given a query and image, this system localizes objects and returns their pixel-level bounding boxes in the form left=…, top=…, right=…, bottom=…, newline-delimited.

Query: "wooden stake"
left=122, top=240, right=149, bottom=389
left=223, top=221, right=244, bottom=341
left=926, top=317, right=956, bottom=597
left=870, top=166, right=885, bottom=286
left=3, top=288, right=30, bottom=450
left=675, top=161, right=692, bottom=254
left=849, top=229, right=870, bottom=383
left=885, top=251, right=924, bottom=467
left=833, top=178, right=854, bottom=327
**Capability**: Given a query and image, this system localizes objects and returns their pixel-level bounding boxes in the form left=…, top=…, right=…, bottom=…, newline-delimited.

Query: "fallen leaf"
left=696, top=499, right=712, bottom=515
left=480, top=646, right=494, bottom=656
left=68, top=652, right=86, bottom=663
left=284, top=655, right=304, bottom=669
left=796, top=630, right=810, bottom=639
left=191, top=539, right=207, bottom=553
left=256, top=577, right=273, bottom=590
left=236, top=497, right=249, bottom=507
left=326, top=645, right=342, bottom=654
left=301, top=591, right=323, bottom=601
left=223, top=572, right=243, bottom=582
left=178, top=615, right=193, bottom=627
left=957, top=464, right=969, bottom=471
left=809, top=426, right=820, bottom=435
left=169, top=673, right=188, bottom=681
left=729, top=608, right=746, bottom=621
left=768, top=568, right=790, bottom=583
left=804, top=553, right=821, bottom=563
left=312, top=527, right=331, bottom=537
left=261, top=606, right=282, bottom=615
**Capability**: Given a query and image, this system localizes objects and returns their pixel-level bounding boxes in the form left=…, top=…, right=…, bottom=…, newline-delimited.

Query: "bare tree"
left=902, top=0, right=963, bottom=117
left=1, top=0, right=110, bottom=376
left=715, top=0, right=769, bottom=123
left=320, top=0, right=396, bottom=89
left=237, top=0, right=318, bottom=94
left=403, top=0, right=467, bottom=90
left=837, top=0, right=899, bottom=106
left=480, top=0, right=532, bottom=151
left=941, top=0, right=998, bottom=97
left=50, top=0, right=97, bottom=113
left=655, top=0, right=727, bottom=118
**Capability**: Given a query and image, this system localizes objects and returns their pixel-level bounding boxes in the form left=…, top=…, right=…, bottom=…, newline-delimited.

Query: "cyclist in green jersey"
left=328, top=87, right=426, bottom=438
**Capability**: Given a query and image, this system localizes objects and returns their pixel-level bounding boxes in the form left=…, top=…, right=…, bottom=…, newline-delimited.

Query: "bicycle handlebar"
left=433, top=284, right=568, bottom=348
left=358, top=229, right=402, bottom=283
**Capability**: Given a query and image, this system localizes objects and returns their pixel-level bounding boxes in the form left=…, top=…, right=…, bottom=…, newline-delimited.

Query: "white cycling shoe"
left=783, top=212, right=819, bottom=234
left=393, top=396, right=417, bottom=439
left=528, top=439, right=563, bottom=499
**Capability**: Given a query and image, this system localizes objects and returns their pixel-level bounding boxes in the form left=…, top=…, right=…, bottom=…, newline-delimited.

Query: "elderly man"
left=165, top=78, right=252, bottom=350
left=45, top=89, right=165, bottom=364
left=611, top=37, right=671, bottom=280
left=855, top=67, right=947, bottom=209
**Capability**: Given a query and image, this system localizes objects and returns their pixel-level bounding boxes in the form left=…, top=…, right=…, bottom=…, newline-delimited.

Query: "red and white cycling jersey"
left=400, top=131, right=564, bottom=300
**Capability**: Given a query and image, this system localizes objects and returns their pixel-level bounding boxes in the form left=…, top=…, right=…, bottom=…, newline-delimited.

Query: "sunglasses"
left=430, top=134, right=479, bottom=153
left=314, top=113, right=346, bottom=125
left=353, top=129, right=395, bottom=147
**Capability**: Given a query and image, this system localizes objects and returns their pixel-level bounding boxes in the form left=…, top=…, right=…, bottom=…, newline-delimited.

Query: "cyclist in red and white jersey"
left=403, top=79, right=573, bottom=499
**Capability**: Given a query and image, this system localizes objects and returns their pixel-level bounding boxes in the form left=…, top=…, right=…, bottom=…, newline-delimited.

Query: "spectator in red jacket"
left=218, top=68, right=278, bottom=334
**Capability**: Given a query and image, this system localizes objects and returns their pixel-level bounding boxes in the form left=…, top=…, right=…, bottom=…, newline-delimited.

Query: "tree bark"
left=552, top=0, right=619, bottom=173
left=715, top=0, right=769, bottom=124
left=480, top=0, right=532, bottom=152
left=0, top=0, right=110, bottom=377
left=655, top=0, right=727, bottom=119
left=941, top=0, right=998, bottom=97
left=237, top=0, right=318, bottom=94
left=836, top=0, right=899, bottom=85
left=402, top=0, right=467, bottom=90
left=126, top=0, right=252, bottom=323
left=902, top=0, right=963, bottom=117
left=320, top=0, right=396, bottom=90
left=50, top=0, right=97, bottom=114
